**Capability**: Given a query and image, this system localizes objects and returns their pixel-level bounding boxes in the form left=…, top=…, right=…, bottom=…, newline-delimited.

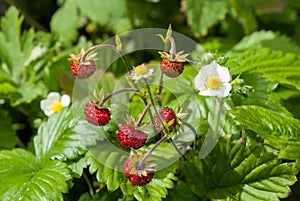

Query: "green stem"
left=83, top=172, right=94, bottom=196
left=144, top=79, right=165, bottom=130
left=98, top=88, right=139, bottom=107
left=212, top=97, right=225, bottom=132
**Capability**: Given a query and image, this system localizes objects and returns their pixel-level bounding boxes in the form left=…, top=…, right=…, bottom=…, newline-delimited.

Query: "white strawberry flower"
left=131, top=64, right=154, bottom=81
left=40, top=92, right=70, bottom=116
left=194, top=61, right=232, bottom=97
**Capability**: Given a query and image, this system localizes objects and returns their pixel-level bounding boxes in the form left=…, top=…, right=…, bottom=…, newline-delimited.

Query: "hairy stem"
left=98, top=88, right=139, bottom=107
left=137, top=134, right=168, bottom=169
left=136, top=96, right=160, bottom=127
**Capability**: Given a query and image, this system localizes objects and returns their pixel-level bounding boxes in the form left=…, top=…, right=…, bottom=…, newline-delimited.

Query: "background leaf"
left=0, top=148, right=71, bottom=201
left=185, top=0, right=229, bottom=36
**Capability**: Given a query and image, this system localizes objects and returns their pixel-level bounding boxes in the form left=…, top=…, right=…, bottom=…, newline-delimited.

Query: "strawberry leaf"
left=50, top=0, right=78, bottom=46
left=226, top=48, right=300, bottom=90
left=231, top=105, right=300, bottom=161
left=86, top=146, right=127, bottom=192
left=34, top=105, right=105, bottom=161
left=182, top=136, right=298, bottom=201
left=0, top=6, right=35, bottom=81
left=185, top=0, right=229, bottom=36
left=0, top=148, right=71, bottom=201
left=120, top=165, right=176, bottom=201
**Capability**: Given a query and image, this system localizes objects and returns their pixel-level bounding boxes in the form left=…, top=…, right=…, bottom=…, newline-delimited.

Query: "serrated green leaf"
left=86, top=142, right=128, bottom=192
left=231, top=105, right=300, bottom=142
left=120, top=167, right=176, bottom=201
left=183, top=136, right=298, bottom=201
left=10, top=82, right=46, bottom=106
left=0, top=148, right=71, bottom=201
left=185, top=0, right=229, bottom=36
left=230, top=105, right=300, bottom=160
left=227, top=48, right=300, bottom=90
left=50, top=0, right=78, bottom=46
left=164, top=181, right=199, bottom=201
left=34, top=105, right=105, bottom=161
left=0, top=6, right=35, bottom=81
left=233, top=30, right=299, bottom=52
left=231, top=72, right=292, bottom=116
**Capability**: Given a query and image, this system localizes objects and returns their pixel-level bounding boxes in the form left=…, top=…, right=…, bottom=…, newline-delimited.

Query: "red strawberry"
left=84, top=102, right=111, bottom=126
left=152, top=107, right=177, bottom=133
left=160, top=58, right=184, bottom=78
left=159, top=51, right=189, bottom=78
left=118, top=124, right=147, bottom=150
left=70, top=60, right=96, bottom=79
left=123, top=154, right=154, bottom=186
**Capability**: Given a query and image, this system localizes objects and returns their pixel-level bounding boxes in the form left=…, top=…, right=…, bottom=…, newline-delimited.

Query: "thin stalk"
left=83, top=172, right=94, bottom=196
left=137, top=135, right=168, bottom=169
left=144, top=79, right=165, bottom=130
left=98, top=88, right=139, bottom=107
left=212, top=97, right=224, bottom=132
left=136, top=96, right=160, bottom=127
left=168, top=138, right=186, bottom=160
left=81, top=44, right=132, bottom=73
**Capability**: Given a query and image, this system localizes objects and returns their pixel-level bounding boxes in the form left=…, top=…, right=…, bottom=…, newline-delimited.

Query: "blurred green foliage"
left=0, top=0, right=300, bottom=200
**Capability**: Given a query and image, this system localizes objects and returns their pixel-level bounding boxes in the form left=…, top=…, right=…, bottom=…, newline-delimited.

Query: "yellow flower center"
left=206, top=76, right=222, bottom=90
left=51, top=101, right=64, bottom=112
left=135, top=65, right=148, bottom=76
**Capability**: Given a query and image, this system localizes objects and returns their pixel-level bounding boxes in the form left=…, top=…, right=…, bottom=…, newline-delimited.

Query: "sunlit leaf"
left=34, top=105, right=105, bottom=161
left=0, top=148, right=71, bottom=201
left=183, top=136, right=298, bottom=201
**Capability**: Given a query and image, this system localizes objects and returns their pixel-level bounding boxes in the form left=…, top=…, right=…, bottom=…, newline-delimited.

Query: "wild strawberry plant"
left=1, top=3, right=300, bottom=201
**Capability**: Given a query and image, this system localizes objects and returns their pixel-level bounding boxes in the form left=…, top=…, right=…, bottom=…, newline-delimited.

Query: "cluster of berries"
left=68, top=30, right=188, bottom=186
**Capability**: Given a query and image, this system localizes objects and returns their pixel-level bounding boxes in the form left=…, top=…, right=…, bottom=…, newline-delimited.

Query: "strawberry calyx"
left=159, top=50, right=189, bottom=62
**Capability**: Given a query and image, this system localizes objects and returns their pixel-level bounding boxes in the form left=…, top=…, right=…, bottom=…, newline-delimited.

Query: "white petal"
left=217, top=66, right=231, bottom=82
left=61, top=94, right=71, bottom=107
left=40, top=99, right=51, bottom=111
left=44, top=109, right=54, bottom=117
left=218, top=83, right=232, bottom=97
left=194, top=72, right=206, bottom=91
left=47, top=92, right=60, bottom=102
left=199, top=63, right=218, bottom=79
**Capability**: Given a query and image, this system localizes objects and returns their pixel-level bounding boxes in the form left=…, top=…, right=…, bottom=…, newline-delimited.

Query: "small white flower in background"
left=131, top=64, right=153, bottom=81
left=194, top=61, right=232, bottom=97
left=40, top=92, right=70, bottom=116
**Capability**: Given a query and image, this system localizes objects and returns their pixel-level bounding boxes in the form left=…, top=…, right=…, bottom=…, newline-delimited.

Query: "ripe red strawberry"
left=70, top=60, right=96, bottom=79
left=160, top=58, right=184, bottom=78
left=68, top=49, right=97, bottom=79
left=152, top=107, right=177, bottom=133
left=118, top=124, right=147, bottom=150
left=123, top=154, right=154, bottom=186
left=159, top=51, right=189, bottom=78
left=84, top=102, right=111, bottom=126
